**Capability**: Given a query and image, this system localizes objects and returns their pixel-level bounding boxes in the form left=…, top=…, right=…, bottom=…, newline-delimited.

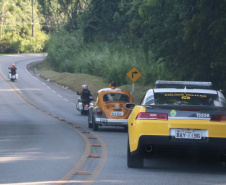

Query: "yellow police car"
left=126, top=81, right=226, bottom=168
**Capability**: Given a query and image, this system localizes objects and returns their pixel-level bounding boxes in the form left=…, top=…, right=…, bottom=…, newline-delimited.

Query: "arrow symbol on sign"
left=132, top=71, right=138, bottom=78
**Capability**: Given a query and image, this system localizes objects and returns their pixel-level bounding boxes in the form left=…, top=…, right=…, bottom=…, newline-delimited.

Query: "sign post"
left=126, top=66, right=142, bottom=93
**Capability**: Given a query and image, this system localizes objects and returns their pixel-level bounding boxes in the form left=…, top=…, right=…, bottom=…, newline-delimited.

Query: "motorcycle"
left=8, top=70, right=18, bottom=82
left=76, top=92, right=93, bottom=115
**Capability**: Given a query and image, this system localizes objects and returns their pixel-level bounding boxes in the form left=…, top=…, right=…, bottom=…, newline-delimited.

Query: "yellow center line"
left=0, top=56, right=108, bottom=184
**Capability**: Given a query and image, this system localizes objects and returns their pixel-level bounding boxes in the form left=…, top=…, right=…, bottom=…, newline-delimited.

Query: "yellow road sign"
left=126, top=66, right=142, bottom=83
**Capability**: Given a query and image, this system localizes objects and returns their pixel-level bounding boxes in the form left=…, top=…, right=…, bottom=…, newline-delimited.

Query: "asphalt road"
left=0, top=54, right=226, bottom=185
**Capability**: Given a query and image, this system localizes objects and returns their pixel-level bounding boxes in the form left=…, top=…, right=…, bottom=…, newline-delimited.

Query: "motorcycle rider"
left=9, top=63, right=17, bottom=75
left=80, top=85, right=92, bottom=104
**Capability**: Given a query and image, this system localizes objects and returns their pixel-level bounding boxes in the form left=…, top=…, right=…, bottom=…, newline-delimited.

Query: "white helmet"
left=82, top=85, right=88, bottom=89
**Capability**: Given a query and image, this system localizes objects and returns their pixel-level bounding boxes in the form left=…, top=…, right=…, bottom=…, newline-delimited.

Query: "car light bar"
left=136, top=112, right=168, bottom=120
left=155, top=80, right=212, bottom=89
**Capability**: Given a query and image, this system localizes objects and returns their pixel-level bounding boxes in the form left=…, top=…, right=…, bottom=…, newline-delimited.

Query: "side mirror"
left=125, top=103, right=135, bottom=110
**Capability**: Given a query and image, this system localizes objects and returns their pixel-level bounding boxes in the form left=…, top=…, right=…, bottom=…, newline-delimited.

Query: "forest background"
left=0, top=0, right=226, bottom=92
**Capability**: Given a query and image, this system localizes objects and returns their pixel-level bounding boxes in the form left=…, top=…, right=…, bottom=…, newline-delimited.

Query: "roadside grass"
left=36, top=62, right=153, bottom=104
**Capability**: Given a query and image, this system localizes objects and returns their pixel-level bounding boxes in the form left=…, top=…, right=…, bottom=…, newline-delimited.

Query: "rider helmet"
left=82, top=85, right=88, bottom=90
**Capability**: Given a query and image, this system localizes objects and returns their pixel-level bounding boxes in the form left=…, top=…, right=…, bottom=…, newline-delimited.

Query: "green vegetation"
left=0, top=0, right=48, bottom=53
left=1, top=0, right=226, bottom=91
left=44, top=29, right=169, bottom=86
left=41, top=0, right=226, bottom=90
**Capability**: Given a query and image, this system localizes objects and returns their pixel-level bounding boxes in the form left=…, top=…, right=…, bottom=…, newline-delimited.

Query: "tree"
left=0, top=0, right=48, bottom=53
left=80, top=0, right=123, bottom=42
left=37, top=0, right=89, bottom=33
left=180, top=0, right=226, bottom=89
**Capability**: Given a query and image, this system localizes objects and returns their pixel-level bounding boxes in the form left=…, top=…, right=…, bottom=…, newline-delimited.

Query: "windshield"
left=154, top=93, right=219, bottom=106
left=103, top=93, right=130, bottom=102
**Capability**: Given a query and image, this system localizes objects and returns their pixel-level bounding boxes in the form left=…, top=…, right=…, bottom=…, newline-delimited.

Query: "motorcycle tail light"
left=211, top=115, right=226, bottom=122
left=136, top=112, right=168, bottom=120
left=85, top=104, right=89, bottom=107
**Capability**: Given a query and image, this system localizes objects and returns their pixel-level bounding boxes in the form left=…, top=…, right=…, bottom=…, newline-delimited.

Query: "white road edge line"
left=25, top=61, right=61, bottom=96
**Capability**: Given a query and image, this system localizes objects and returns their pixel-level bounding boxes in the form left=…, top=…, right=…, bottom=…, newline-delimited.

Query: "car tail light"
left=136, top=112, right=168, bottom=120
left=97, top=108, right=103, bottom=115
left=211, top=115, right=226, bottom=122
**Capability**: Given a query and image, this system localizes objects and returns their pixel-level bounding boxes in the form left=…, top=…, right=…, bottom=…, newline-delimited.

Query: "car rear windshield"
left=103, top=93, right=130, bottom=102
left=154, top=93, right=219, bottom=106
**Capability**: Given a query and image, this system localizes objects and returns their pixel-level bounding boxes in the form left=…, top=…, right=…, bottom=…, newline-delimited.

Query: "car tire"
left=127, top=139, right=143, bottom=168
left=92, top=115, right=99, bottom=131
left=88, top=122, right=93, bottom=128
left=88, top=115, right=93, bottom=128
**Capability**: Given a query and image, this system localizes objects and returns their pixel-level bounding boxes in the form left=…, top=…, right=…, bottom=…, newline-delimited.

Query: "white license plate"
left=100, top=118, right=108, bottom=123
left=170, top=129, right=208, bottom=139
left=111, top=112, right=124, bottom=116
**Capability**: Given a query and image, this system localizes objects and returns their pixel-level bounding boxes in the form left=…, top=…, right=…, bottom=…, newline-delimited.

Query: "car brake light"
left=136, top=112, right=168, bottom=120
left=211, top=115, right=226, bottom=122
left=97, top=109, right=103, bottom=115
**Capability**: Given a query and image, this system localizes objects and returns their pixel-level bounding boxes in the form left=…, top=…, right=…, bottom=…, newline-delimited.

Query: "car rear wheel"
left=127, top=139, right=143, bottom=168
left=88, top=117, right=93, bottom=128
left=92, top=115, right=99, bottom=131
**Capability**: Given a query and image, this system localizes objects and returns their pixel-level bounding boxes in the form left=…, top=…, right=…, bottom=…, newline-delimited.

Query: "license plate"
left=170, top=129, right=207, bottom=139
left=111, top=112, right=124, bottom=116
left=100, top=118, right=108, bottom=123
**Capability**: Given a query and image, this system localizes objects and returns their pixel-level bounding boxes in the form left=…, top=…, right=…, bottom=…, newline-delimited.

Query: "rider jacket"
left=9, top=66, right=17, bottom=75
left=81, top=89, right=92, bottom=104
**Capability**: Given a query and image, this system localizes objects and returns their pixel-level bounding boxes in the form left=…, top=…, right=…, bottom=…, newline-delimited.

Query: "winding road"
left=0, top=54, right=226, bottom=185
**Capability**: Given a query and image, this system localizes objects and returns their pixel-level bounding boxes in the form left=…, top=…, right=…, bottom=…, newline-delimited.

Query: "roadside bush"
left=45, top=29, right=84, bottom=72
left=0, top=31, right=48, bottom=54
left=45, top=29, right=171, bottom=86
left=0, top=39, right=10, bottom=53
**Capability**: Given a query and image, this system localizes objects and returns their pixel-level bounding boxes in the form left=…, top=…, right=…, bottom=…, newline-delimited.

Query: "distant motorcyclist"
left=79, top=85, right=92, bottom=104
left=8, top=63, right=17, bottom=75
